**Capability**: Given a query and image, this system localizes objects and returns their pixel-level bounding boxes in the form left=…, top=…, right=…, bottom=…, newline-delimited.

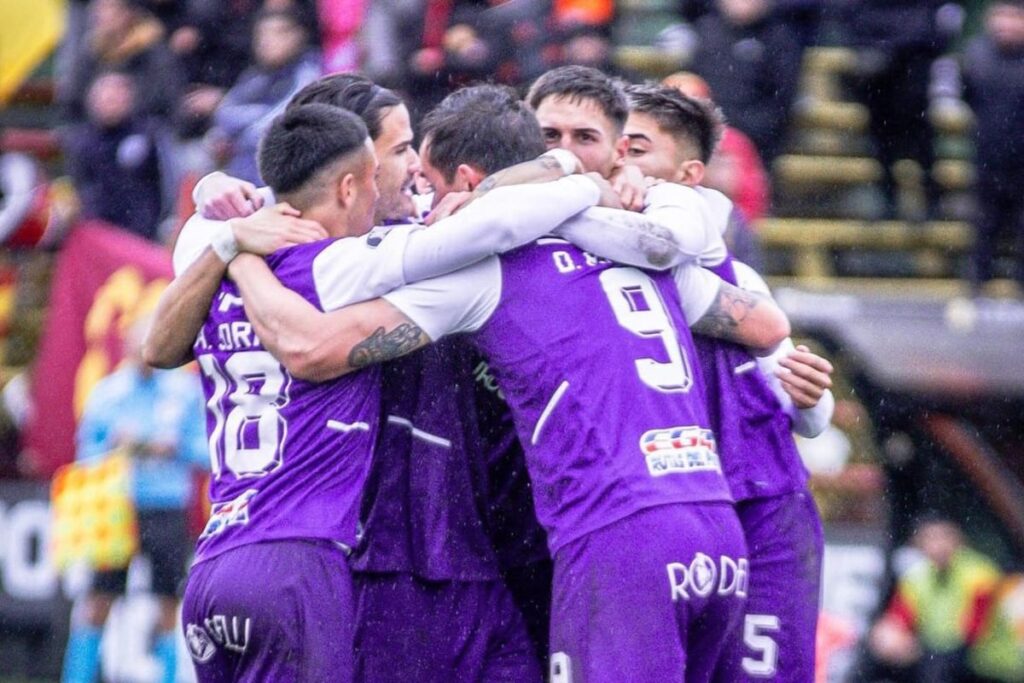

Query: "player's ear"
left=337, top=172, right=357, bottom=207
left=676, top=160, right=705, bottom=187
left=455, top=163, right=485, bottom=192
left=613, top=134, right=629, bottom=165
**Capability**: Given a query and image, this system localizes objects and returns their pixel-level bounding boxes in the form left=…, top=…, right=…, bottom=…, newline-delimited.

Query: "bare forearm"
left=143, top=249, right=225, bottom=368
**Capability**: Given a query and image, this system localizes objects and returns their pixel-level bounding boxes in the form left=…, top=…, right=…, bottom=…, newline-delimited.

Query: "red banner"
left=24, top=222, right=172, bottom=478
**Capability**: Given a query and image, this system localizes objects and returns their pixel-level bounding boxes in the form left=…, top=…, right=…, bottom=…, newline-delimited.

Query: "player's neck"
left=284, top=198, right=351, bottom=239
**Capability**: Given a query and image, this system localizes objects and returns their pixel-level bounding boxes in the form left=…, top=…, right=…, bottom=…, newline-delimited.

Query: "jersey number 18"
left=198, top=351, right=290, bottom=479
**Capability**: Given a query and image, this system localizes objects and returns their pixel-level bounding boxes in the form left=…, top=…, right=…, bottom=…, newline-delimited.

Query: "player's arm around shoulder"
left=682, top=264, right=790, bottom=354
left=731, top=260, right=836, bottom=433
left=228, top=254, right=431, bottom=382
left=144, top=203, right=325, bottom=369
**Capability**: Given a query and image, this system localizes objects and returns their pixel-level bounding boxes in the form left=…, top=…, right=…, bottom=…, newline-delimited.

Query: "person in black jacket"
left=963, top=0, right=1024, bottom=290
left=64, top=71, right=169, bottom=241
left=848, top=0, right=951, bottom=220
left=59, top=0, right=184, bottom=123
left=691, top=0, right=803, bottom=163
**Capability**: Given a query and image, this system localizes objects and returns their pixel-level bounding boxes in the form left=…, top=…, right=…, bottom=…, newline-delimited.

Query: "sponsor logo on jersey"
left=200, top=489, right=257, bottom=538
left=639, top=426, right=721, bottom=477
left=667, top=554, right=749, bottom=601
left=472, top=360, right=505, bottom=400
left=185, top=623, right=217, bottom=663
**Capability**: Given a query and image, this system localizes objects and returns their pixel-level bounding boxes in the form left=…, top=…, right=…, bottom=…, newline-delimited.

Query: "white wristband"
left=540, top=148, right=580, bottom=176
left=210, top=221, right=239, bottom=264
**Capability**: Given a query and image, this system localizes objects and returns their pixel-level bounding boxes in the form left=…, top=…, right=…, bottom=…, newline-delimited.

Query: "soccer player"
left=227, top=85, right=793, bottom=682
left=151, top=75, right=709, bottom=681
left=622, top=81, right=835, bottom=682
left=171, top=103, right=615, bottom=681
left=189, top=75, right=551, bottom=681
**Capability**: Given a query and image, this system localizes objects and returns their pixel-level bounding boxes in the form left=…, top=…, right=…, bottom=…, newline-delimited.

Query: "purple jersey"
left=192, top=241, right=380, bottom=564
left=696, top=257, right=809, bottom=501
left=351, top=339, right=502, bottom=581
left=472, top=356, right=550, bottom=570
left=471, top=241, right=732, bottom=553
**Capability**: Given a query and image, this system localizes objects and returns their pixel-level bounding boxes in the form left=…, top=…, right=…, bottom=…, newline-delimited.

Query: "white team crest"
left=186, top=623, right=217, bottom=663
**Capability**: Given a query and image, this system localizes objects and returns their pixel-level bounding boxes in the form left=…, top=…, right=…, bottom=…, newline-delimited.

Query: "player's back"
left=192, top=241, right=381, bottom=565
left=471, top=239, right=733, bottom=554
left=352, top=339, right=501, bottom=580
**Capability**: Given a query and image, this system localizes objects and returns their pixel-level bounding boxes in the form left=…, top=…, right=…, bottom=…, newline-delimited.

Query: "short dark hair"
left=526, top=65, right=629, bottom=133
left=420, top=84, right=545, bottom=182
left=258, top=103, right=369, bottom=195
left=625, top=82, right=724, bottom=164
left=287, top=74, right=402, bottom=141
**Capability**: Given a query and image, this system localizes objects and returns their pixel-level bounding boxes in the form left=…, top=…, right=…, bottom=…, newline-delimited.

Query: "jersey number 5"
left=198, top=351, right=290, bottom=479
left=599, top=268, right=692, bottom=393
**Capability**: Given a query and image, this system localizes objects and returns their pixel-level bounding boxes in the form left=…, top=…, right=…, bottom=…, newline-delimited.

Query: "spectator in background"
left=406, top=0, right=516, bottom=118
left=555, top=23, right=642, bottom=81
left=866, top=517, right=1002, bottom=682
left=60, top=318, right=207, bottom=683
left=208, top=8, right=321, bottom=184
left=361, top=0, right=427, bottom=89
left=848, top=0, right=950, bottom=221
left=690, top=0, right=803, bottom=163
left=170, top=0, right=261, bottom=143
left=963, top=0, right=1024, bottom=293
left=318, top=0, right=367, bottom=73
left=64, top=71, right=172, bottom=242
left=59, top=0, right=184, bottom=123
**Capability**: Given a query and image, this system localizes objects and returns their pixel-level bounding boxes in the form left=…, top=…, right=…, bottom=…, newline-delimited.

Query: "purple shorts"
left=550, top=503, right=748, bottom=683
left=181, top=539, right=354, bottom=682
left=353, top=572, right=542, bottom=682
left=715, top=490, right=824, bottom=682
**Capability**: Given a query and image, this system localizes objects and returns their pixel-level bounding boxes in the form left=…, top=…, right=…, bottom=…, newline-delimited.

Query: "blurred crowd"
left=0, top=0, right=1018, bottom=291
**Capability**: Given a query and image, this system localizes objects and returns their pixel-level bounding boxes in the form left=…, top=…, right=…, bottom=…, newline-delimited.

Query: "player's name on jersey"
left=542, top=242, right=611, bottom=275
left=195, top=321, right=263, bottom=353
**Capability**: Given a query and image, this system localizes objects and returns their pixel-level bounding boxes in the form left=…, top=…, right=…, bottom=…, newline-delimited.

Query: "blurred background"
left=0, top=0, right=1022, bottom=681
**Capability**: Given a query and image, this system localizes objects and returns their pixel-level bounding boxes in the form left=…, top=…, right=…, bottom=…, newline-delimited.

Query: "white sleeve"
left=172, top=186, right=278, bottom=276
left=172, top=214, right=216, bottom=276
left=673, top=262, right=723, bottom=325
left=313, top=175, right=598, bottom=311
left=555, top=183, right=727, bottom=270
left=733, top=260, right=836, bottom=437
left=382, top=257, right=502, bottom=340
left=692, top=186, right=733, bottom=267
left=401, top=175, right=599, bottom=283
left=312, top=225, right=419, bottom=310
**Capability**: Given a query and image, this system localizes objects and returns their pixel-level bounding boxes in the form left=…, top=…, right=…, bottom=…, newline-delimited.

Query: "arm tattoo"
left=347, top=323, right=429, bottom=368
left=691, top=283, right=761, bottom=343
left=473, top=157, right=563, bottom=199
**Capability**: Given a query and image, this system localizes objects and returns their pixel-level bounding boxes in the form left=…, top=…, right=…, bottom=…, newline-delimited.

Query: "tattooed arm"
left=229, top=254, right=432, bottom=381
left=670, top=261, right=789, bottom=355
left=690, top=280, right=790, bottom=355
